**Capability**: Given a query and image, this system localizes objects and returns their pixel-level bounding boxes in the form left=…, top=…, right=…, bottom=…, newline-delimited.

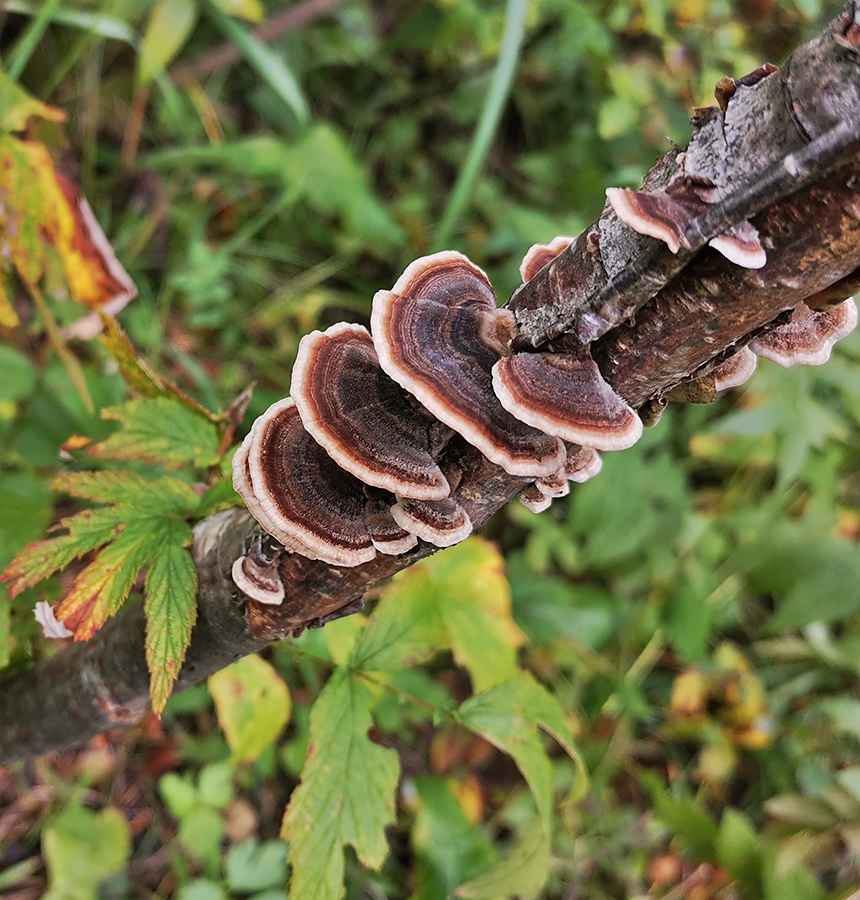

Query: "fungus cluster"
left=233, top=239, right=857, bottom=602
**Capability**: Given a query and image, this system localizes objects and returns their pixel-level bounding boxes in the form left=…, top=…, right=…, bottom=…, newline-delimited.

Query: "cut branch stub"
left=492, top=344, right=643, bottom=451
left=750, top=298, right=858, bottom=366
left=371, top=251, right=565, bottom=476
left=291, top=322, right=450, bottom=500
left=238, top=398, right=377, bottom=567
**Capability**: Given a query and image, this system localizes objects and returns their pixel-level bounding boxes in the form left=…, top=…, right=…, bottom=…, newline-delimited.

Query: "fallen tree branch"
left=1, top=3, right=859, bottom=766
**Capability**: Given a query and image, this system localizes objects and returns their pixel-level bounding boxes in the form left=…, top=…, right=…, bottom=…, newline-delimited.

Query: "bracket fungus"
left=519, top=236, right=575, bottom=283
left=292, top=322, right=450, bottom=500
left=492, top=344, right=643, bottom=451
left=371, top=251, right=565, bottom=476
left=234, top=398, right=378, bottom=567
left=390, top=495, right=473, bottom=547
left=712, top=346, right=758, bottom=391
left=364, top=497, right=419, bottom=556
left=231, top=554, right=286, bottom=606
left=750, top=298, right=858, bottom=366
left=606, top=176, right=767, bottom=269
left=518, top=482, right=553, bottom=513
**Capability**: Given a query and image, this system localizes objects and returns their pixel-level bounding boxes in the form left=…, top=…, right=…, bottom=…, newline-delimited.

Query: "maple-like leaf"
left=282, top=670, right=399, bottom=900
left=350, top=537, right=524, bottom=691
left=90, top=397, right=221, bottom=469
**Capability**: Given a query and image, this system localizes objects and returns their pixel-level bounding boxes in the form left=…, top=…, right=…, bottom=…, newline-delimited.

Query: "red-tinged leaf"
left=90, top=398, right=221, bottom=469
left=0, top=70, right=66, bottom=132
left=99, top=317, right=218, bottom=422
left=144, top=521, right=197, bottom=712
left=0, top=132, right=136, bottom=335
left=2, top=508, right=126, bottom=598
left=55, top=522, right=155, bottom=640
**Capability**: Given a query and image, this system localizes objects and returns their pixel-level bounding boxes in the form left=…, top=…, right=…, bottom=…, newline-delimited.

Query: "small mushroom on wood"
left=750, top=299, right=858, bottom=366
left=231, top=555, right=286, bottom=606
left=712, top=346, right=758, bottom=390
left=520, top=236, right=575, bottom=283
left=517, top=482, right=553, bottom=513
left=390, top=496, right=473, bottom=547
left=292, top=322, right=450, bottom=500
left=239, top=398, right=377, bottom=567
left=492, top=343, right=643, bottom=451
left=564, top=444, right=603, bottom=482
left=364, top=498, right=419, bottom=556
left=372, top=251, right=565, bottom=476
left=606, top=177, right=767, bottom=269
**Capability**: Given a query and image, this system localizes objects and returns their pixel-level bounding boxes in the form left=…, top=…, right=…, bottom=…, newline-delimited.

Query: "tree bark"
left=1, top=3, right=859, bottom=767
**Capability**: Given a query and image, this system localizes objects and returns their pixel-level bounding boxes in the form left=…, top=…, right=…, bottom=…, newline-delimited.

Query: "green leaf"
left=225, top=838, right=289, bottom=893
left=652, top=792, right=719, bottom=860
left=457, top=671, right=581, bottom=826
left=0, top=343, right=36, bottom=401
left=455, top=818, right=550, bottom=900
left=351, top=537, right=523, bottom=692
left=137, top=0, right=198, bottom=85
left=716, top=809, right=761, bottom=887
left=42, top=802, right=130, bottom=900
left=197, top=762, right=234, bottom=809
left=91, top=397, right=221, bottom=469
left=282, top=670, right=399, bottom=900
left=0, top=67, right=66, bottom=132
left=411, top=776, right=497, bottom=900
left=145, top=520, right=198, bottom=712
left=209, top=655, right=291, bottom=763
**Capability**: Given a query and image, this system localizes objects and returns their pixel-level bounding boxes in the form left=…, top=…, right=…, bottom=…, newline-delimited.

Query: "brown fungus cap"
left=564, top=444, right=603, bottom=483
left=243, top=398, right=377, bottom=567
left=231, top=555, right=285, bottom=606
left=292, top=322, right=450, bottom=500
left=390, top=496, right=473, bottom=548
left=232, top=437, right=320, bottom=559
left=750, top=299, right=857, bottom=367
left=492, top=345, right=643, bottom=452
left=364, top=498, right=419, bottom=556
left=519, top=236, right=575, bottom=283
left=606, top=178, right=766, bottom=269
left=712, top=347, right=758, bottom=391
left=372, top=251, right=564, bottom=476
left=535, top=469, right=570, bottom=499
left=518, top=483, right=553, bottom=513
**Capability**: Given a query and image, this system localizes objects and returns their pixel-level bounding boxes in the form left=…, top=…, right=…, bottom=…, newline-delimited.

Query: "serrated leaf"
left=91, top=397, right=221, bottom=469
left=457, top=672, right=580, bottom=826
left=209, top=655, right=291, bottom=763
left=282, top=670, right=399, bottom=900
left=52, top=470, right=200, bottom=512
left=455, top=819, right=550, bottom=900
left=351, top=537, right=524, bottom=692
left=145, top=520, right=197, bottom=712
left=100, top=317, right=217, bottom=421
left=0, top=68, right=66, bottom=132
left=55, top=520, right=156, bottom=640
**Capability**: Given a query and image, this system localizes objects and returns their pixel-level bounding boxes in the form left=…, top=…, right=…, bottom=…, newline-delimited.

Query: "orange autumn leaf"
left=0, top=134, right=137, bottom=335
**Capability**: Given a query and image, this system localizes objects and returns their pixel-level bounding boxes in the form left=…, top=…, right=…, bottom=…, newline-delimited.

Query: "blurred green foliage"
left=2, top=0, right=859, bottom=897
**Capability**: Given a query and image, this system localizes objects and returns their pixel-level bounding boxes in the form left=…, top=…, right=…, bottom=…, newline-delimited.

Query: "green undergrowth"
left=1, top=0, right=859, bottom=898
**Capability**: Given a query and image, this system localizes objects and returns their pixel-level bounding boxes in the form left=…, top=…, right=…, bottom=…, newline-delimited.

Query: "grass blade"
left=432, top=0, right=529, bottom=251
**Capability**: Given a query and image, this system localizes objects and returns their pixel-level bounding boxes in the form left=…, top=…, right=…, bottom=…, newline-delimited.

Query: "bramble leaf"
left=210, top=655, right=291, bottom=763
left=145, top=521, right=197, bottom=712
left=90, top=397, right=221, bottom=469
left=350, top=537, right=524, bottom=691
left=282, top=670, right=399, bottom=900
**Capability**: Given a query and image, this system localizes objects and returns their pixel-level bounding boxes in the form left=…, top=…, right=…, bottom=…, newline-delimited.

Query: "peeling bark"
left=1, top=4, right=860, bottom=767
